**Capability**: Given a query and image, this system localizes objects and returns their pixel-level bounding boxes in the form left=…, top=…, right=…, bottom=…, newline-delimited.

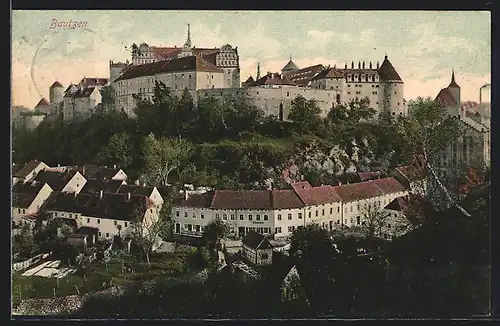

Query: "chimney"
left=135, top=179, right=140, bottom=185
left=113, top=164, right=117, bottom=169
left=127, top=192, right=131, bottom=201
left=143, top=183, right=146, bottom=186
left=82, top=166, right=85, bottom=175
left=345, top=63, right=348, bottom=69
left=362, top=61, right=365, bottom=69
left=58, top=164, right=61, bottom=167
left=99, top=190, right=103, bottom=200
left=351, top=61, right=354, bottom=69
left=358, top=61, right=361, bottom=69
left=369, top=61, right=373, bottom=69
left=377, top=61, right=380, bottom=69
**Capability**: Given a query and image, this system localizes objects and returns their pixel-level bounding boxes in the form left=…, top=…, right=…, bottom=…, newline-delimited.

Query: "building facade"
left=171, top=177, right=409, bottom=240
left=62, top=78, right=108, bottom=122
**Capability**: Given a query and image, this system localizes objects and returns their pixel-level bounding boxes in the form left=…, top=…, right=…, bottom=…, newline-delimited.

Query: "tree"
left=99, top=85, right=116, bottom=114
left=13, top=224, right=34, bottom=258
left=201, top=219, right=230, bottom=256
left=404, top=98, right=469, bottom=216
left=127, top=202, right=166, bottom=265
left=173, top=88, right=196, bottom=138
left=359, top=204, right=391, bottom=240
left=459, top=167, right=485, bottom=197
left=287, top=95, right=323, bottom=135
left=140, top=133, right=194, bottom=187
left=94, top=132, right=134, bottom=169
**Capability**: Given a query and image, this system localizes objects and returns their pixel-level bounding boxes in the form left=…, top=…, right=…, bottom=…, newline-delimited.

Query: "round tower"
left=49, top=81, right=65, bottom=105
left=377, top=55, right=404, bottom=116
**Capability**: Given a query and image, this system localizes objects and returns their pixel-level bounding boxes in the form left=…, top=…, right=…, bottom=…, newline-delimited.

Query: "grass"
left=11, top=247, right=202, bottom=308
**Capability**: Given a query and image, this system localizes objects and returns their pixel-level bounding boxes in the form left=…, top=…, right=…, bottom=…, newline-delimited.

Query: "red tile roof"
left=35, top=98, right=50, bottom=107
left=290, top=181, right=312, bottom=192
left=173, top=192, right=214, bottom=208
left=461, top=101, right=479, bottom=113
left=378, top=55, right=402, bottom=82
left=282, top=59, right=299, bottom=72
left=271, top=190, right=304, bottom=209
left=294, top=185, right=342, bottom=206
left=211, top=190, right=273, bottom=210
left=333, top=181, right=385, bottom=202
left=115, top=55, right=222, bottom=82
left=249, top=73, right=297, bottom=86
left=434, top=88, right=457, bottom=106
left=371, top=177, right=407, bottom=194
left=285, top=64, right=325, bottom=86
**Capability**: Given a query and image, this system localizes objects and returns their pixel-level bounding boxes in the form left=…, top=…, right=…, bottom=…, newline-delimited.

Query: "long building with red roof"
left=171, top=177, right=409, bottom=239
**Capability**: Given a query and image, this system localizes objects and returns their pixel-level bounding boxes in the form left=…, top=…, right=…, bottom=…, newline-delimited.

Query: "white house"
left=41, top=191, right=159, bottom=240
left=117, top=184, right=164, bottom=209
left=33, top=169, right=87, bottom=194
left=12, top=160, right=49, bottom=185
left=72, top=165, right=128, bottom=181
left=12, top=181, right=53, bottom=227
left=241, top=230, right=274, bottom=266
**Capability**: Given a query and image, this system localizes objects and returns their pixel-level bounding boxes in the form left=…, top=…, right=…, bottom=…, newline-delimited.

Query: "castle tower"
left=178, top=24, right=194, bottom=58
left=49, top=81, right=64, bottom=105
left=377, top=54, right=404, bottom=116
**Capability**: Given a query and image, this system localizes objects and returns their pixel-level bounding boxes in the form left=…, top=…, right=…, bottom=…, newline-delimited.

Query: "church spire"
left=185, top=24, right=192, bottom=48
left=448, top=68, right=460, bottom=88
left=257, top=62, right=261, bottom=80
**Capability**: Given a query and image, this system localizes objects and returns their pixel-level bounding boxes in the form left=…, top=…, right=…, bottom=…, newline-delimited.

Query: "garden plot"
left=21, top=260, right=76, bottom=278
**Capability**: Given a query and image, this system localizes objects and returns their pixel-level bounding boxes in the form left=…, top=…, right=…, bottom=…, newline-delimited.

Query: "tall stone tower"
left=49, top=81, right=64, bottom=105
left=377, top=55, right=405, bottom=116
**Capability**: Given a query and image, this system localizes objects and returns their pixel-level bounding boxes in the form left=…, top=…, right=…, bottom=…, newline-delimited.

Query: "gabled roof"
left=211, top=190, right=273, bottom=210
left=333, top=181, right=385, bottom=202
left=35, top=98, right=50, bottom=107
left=242, top=231, right=273, bottom=250
left=294, top=185, right=342, bottom=206
left=358, top=171, right=382, bottom=182
left=271, top=190, right=304, bottom=209
left=310, top=67, right=344, bottom=81
left=173, top=192, right=214, bottom=208
left=282, top=59, right=299, bottom=72
left=14, top=160, right=46, bottom=178
left=12, top=181, right=49, bottom=208
left=285, top=64, right=325, bottom=86
left=434, top=88, right=457, bottom=106
left=42, top=191, right=154, bottom=221
left=371, top=177, right=407, bottom=194
left=50, top=81, right=64, bottom=88
left=115, top=55, right=222, bottom=82
left=242, top=76, right=255, bottom=85
left=395, top=156, right=428, bottom=182
left=80, top=78, right=108, bottom=87
left=33, top=170, right=80, bottom=192
left=73, top=165, right=124, bottom=180
left=66, top=87, right=96, bottom=99
left=117, top=184, right=156, bottom=197
left=377, top=55, right=402, bottom=82
left=249, top=73, right=297, bottom=87
left=80, top=179, right=124, bottom=194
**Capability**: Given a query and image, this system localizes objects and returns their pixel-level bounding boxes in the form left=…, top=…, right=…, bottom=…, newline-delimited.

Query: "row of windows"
left=347, top=74, right=379, bottom=82
left=177, top=211, right=271, bottom=221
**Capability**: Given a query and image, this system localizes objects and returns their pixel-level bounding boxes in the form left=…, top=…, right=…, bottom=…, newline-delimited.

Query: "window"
left=184, top=212, right=188, bottom=218
left=348, top=92, right=351, bottom=95
left=231, top=214, right=235, bottom=220
left=277, top=214, right=282, bottom=220
left=308, top=212, right=311, bottom=218
left=315, top=210, right=318, bottom=217
left=357, top=204, right=360, bottom=210
left=201, top=213, right=204, bottom=219
left=357, top=216, right=361, bottom=225
left=337, top=207, right=340, bottom=213
left=288, top=226, right=294, bottom=233
left=176, top=211, right=179, bottom=217
left=106, top=233, right=109, bottom=237
left=97, top=219, right=100, bottom=224
left=256, top=214, right=261, bottom=221
left=87, top=218, right=90, bottom=223
left=99, top=232, right=102, bottom=236
left=287, top=92, right=290, bottom=97
left=261, top=253, right=269, bottom=260
left=330, top=208, right=333, bottom=214
left=275, top=227, right=282, bottom=233
left=322, top=209, right=325, bottom=216
left=298, top=213, right=302, bottom=219
left=288, top=214, right=292, bottom=220
left=125, top=222, right=128, bottom=227
left=249, top=215, right=253, bottom=221
left=216, top=213, right=220, bottom=219
left=223, top=214, right=227, bottom=220
left=350, top=206, right=353, bottom=212
left=240, top=214, right=244, bottom=220
left=264, top=215, right=268, bottom=221
left=114, top=221, right=117, bottom=225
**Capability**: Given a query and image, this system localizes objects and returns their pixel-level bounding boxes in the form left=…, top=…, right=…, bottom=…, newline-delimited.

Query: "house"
left=33, top=169, right=87, bottom=194
left=12, top=160, right=49, bottom=184
left=12, top=181, right=53, bottom=227
left=41, top=190, right=158, bottom=240
left=391, top=155, right=429, bottom=196
left=241, top=231, right=273, bottom=265
left=79, top=179, right=126, bottom=194
left=66, top=226, right=99, bottom=249
left=117, top=184, right=164, bottom=208
left=281, top=265, right=308, bottom=305
left=75, top=165, right=128, bottom=181
left=384, top=195, right=434, bottom=235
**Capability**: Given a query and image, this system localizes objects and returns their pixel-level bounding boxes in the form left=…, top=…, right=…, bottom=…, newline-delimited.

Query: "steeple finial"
left=451, top=68, right=455, bottom=83
left=185, top=24, right=192, bottom=48
left=384, top=53, right=388, bottom=60
left=290, top=54, right=292, bottom=61
left=257, top=62, right=261, bottom=80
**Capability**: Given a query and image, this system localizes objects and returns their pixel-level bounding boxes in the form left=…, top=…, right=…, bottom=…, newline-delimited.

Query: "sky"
left=12, top=10, right=491, bottom=108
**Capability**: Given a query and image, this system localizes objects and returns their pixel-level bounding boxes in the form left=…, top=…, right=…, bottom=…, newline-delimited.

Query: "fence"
left=12, top=252, right=51, bottom=272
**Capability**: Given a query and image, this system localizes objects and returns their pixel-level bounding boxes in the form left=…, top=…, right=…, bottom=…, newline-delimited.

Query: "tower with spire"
left=178, top=24, right=194, bottom=58
left=257, top=62, right=261, bottom=80
left=447, top=69, right=461, bottom=115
